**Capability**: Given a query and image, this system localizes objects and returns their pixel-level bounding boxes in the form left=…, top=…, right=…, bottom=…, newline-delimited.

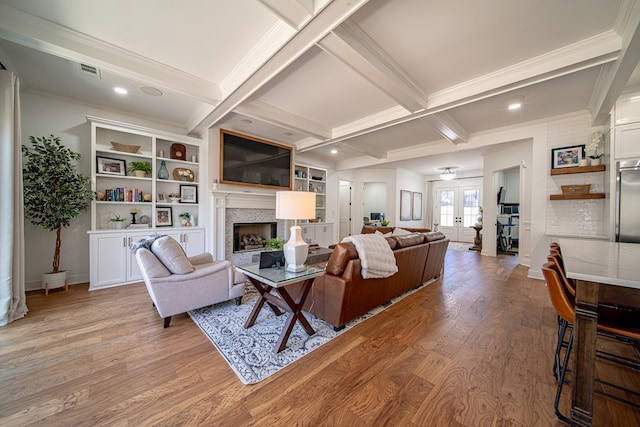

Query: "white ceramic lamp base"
left=283, top=225, right=309, bottom=272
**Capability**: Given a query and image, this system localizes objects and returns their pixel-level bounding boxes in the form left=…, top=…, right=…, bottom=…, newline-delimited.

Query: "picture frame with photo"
left=551, top=145, right=585, bottom=169
left=156, top=192, right=166, bottom=203
left=400, top=190, right=411, bottom=221
left=156, top=207, right=172, bottom=227
left=96, top=156, right=126, bottom=176
left=412, top=192, right=422, bottom=220
left=180, top=184, right=198, bottom=203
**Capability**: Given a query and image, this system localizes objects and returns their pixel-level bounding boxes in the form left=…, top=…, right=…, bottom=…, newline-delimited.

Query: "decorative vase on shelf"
left=590, top=157, right=601, bottom=166
left=578, top=159, right=589, bottom=167
left=158, top=160, right=169, bottom=180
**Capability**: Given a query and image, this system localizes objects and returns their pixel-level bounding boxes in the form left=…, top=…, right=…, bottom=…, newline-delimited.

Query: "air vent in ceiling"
left=79, top=63, right=100, bottom=79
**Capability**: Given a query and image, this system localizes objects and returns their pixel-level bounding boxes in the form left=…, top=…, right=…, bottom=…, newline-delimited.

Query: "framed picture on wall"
left=400, top=190, right=411, bottom=221
left=96, top=156, right=126, bottom=176
left=412, top=192, right=422, bottom=220
left=551, top=145, right=584, bottom=169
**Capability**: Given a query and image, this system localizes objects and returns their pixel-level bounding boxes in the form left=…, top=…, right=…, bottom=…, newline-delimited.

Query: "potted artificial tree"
left=22, top=135, right=95, bottom=292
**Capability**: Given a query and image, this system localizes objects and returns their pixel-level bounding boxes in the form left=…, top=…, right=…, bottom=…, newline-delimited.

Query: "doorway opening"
left=339, top=180, right=353, bottom=241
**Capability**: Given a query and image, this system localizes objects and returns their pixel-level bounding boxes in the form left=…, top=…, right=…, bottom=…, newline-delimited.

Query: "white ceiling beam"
left=258, top=0, right=315, bottom=29
left=589, top=0, right=640, bottom=125
left=419, top=112, right=469, bottom=145
left=318, top=20, right=427, bottom=113
left=0, top=3, right=221, bottom=105
left=194, top=0, right=371, bottom=134
left=235, top=100, right=332, bottom=139
left=339, top=141, right=388, bottom=159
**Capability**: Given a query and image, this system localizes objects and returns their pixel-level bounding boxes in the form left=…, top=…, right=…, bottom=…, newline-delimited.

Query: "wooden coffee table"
left=236, top=263, right=325, bottom=353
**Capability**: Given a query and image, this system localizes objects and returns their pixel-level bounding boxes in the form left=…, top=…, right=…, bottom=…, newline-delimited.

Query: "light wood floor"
left=1, top=249, right=639, bottom=426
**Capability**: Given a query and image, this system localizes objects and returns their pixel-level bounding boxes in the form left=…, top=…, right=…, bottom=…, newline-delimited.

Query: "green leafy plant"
left=127, top=161, right=152, bottom=176
left=264, top=237, right=284, bottom=249
left=178, top=212, right=191, bottom=220
left=380, top=219, right=389, bottom=227
left=22, top=135, right=95, bottom=273
left=109, top=214, right=125, bottom=222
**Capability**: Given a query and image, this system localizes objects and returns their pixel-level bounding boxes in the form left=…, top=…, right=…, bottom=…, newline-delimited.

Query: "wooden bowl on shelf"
left=561, top=184, right=591, bottom=196
left=110, top=141, right=140, bottom=153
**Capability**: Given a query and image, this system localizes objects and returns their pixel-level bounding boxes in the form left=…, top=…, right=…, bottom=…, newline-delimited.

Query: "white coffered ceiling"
left=1, top=0, right=639, bottom=176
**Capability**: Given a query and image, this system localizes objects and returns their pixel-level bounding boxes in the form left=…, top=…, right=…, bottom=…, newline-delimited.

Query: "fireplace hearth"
left=233, top=222, right=277, bottom=253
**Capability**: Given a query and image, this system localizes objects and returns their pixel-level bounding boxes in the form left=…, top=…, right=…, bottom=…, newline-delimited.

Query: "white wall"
left=20, top=92, right=192, bottom=290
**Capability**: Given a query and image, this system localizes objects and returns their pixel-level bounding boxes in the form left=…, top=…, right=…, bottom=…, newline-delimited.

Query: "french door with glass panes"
left=435, top=186, right=481, bottom=243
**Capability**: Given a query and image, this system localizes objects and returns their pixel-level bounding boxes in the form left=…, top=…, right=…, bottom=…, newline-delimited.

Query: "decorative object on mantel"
left=170, top=143, right=186, bottom=160
left=586, top=131, right=603, bottom=166
left=110, top=141, right=140, bottom=153
left=189, top=283, right=428, bottom=384
left=172, top=167, right=195, bottom=182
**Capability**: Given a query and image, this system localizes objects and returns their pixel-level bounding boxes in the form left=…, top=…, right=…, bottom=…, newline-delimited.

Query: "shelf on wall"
left=549, top=193, right=605, bottom=200
left=550, top=165, right=605, bottom=175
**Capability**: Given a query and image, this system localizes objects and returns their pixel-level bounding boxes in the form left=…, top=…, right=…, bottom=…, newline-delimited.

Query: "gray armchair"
left=134, top=236, right=246, bottom=327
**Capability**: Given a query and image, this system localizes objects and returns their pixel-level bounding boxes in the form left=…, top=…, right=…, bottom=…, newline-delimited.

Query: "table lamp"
left=276, top=191, right=316, bottom=272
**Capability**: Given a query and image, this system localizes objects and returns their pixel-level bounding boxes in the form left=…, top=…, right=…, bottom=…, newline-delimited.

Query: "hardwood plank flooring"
left=1, top=249, right=639, bottom=426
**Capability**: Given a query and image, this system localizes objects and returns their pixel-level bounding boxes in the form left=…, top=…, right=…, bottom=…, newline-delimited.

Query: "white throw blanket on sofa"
left=342, top=233, right=398, bottom=279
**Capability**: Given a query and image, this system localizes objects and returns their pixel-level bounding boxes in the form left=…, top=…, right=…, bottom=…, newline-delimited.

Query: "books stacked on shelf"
left=104, top=187, right=144, bottom=202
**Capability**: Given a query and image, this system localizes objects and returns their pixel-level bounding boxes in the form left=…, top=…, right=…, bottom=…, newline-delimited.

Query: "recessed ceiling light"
left=240, top=119, right=252, bottom=124
left=140, top=86, right=163, bottom=96
left=330, top=149, right=338, bottom=154
left=114, top=87, right=128, bottom=95
left=507, top=96, right=524, bottom=110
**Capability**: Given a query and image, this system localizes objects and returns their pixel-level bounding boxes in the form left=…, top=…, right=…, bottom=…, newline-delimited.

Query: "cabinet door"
left=301, top=224, right=315, bottom=244
left=126, top=232, right=154, bottom=282
left=90, top=233, right=128, bottom=289
left=181, top=229, right=205, bottom=257
left=315, top=224, right=334, bottom=247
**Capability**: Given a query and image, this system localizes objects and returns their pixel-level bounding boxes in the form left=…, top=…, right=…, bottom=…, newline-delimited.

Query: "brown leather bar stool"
left=541, top=262, right=640, bottom=423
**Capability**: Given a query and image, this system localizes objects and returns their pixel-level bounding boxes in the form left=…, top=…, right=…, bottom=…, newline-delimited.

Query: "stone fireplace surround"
left=211, top=191, right=286, bottom=265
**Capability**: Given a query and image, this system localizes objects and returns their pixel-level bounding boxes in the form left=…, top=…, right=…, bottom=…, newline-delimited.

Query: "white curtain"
left=0, top=70, right=27, bottom=326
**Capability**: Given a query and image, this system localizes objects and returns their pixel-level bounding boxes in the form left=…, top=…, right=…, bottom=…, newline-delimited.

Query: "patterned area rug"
left=447, top=242, right=474, bottom=251
left=189, top=282, right=429, bottom=384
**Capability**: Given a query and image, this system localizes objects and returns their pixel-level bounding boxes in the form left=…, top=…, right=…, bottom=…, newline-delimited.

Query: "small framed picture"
left=400, top=190, right=411, bottom=221
left=412, top=192, right=422, bottom=220
left=97, top=156, right=126, bottom=176
left=180, top=184, right=197, bottom=203
left=551, top=145, right=585, bottom=169
left=157, top=192, right=166, bottom=203
left=156, top=207, right=172, bottom=227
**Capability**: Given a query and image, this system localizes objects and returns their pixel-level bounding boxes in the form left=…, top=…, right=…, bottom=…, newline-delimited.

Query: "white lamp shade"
left=276, top=191, right=316, bottom=220
left=275, top=191, right=316, bottom=272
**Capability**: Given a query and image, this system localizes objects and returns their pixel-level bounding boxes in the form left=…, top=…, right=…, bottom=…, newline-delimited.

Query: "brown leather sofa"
left=360, top=225, right=430, bottom=234
left=304, top=231, right=449, bottom=330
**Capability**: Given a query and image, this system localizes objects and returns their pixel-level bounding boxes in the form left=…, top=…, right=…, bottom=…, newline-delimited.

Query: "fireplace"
left=233, top=222, right=277, bottom=253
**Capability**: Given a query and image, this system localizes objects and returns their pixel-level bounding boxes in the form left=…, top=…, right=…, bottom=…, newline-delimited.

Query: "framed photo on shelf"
left=156, top=207, right=172, bottom=227
left=412, top=192, right=422, bottom=220
left=96, top=156, right=126, bottom=176
left=400, top=190, right=411, bottom=221
left=156, top=192, right=166, bottom=203
left=551, top=145, right=584, bottom=169
left=180, top=184, right=197, bottom=203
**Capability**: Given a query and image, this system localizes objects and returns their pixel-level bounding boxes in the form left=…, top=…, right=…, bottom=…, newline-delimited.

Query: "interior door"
left=435, top=186, right=481, bottom=243
left=339, top=180, right=352, bottom=240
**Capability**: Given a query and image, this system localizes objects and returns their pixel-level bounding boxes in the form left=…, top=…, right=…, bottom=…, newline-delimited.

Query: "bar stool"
left=541, top=262, right=640, bottom=423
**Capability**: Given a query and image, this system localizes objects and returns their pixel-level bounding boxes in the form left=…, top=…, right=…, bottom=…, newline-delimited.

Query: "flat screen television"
left=220, top=129, right=292, bottom=190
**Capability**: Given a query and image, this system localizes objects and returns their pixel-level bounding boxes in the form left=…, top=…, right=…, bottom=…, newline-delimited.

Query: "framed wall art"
left=96, top=156, right=126, bottom=176
left=551, top=145, right=584, bottom=169
left=412, top=192, right=422, bottom=220
left=180, top=185, right=197, bottom=203
left=400, top=190, right=411, bottom=221
left=156, top=207, right=173, bottom=227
